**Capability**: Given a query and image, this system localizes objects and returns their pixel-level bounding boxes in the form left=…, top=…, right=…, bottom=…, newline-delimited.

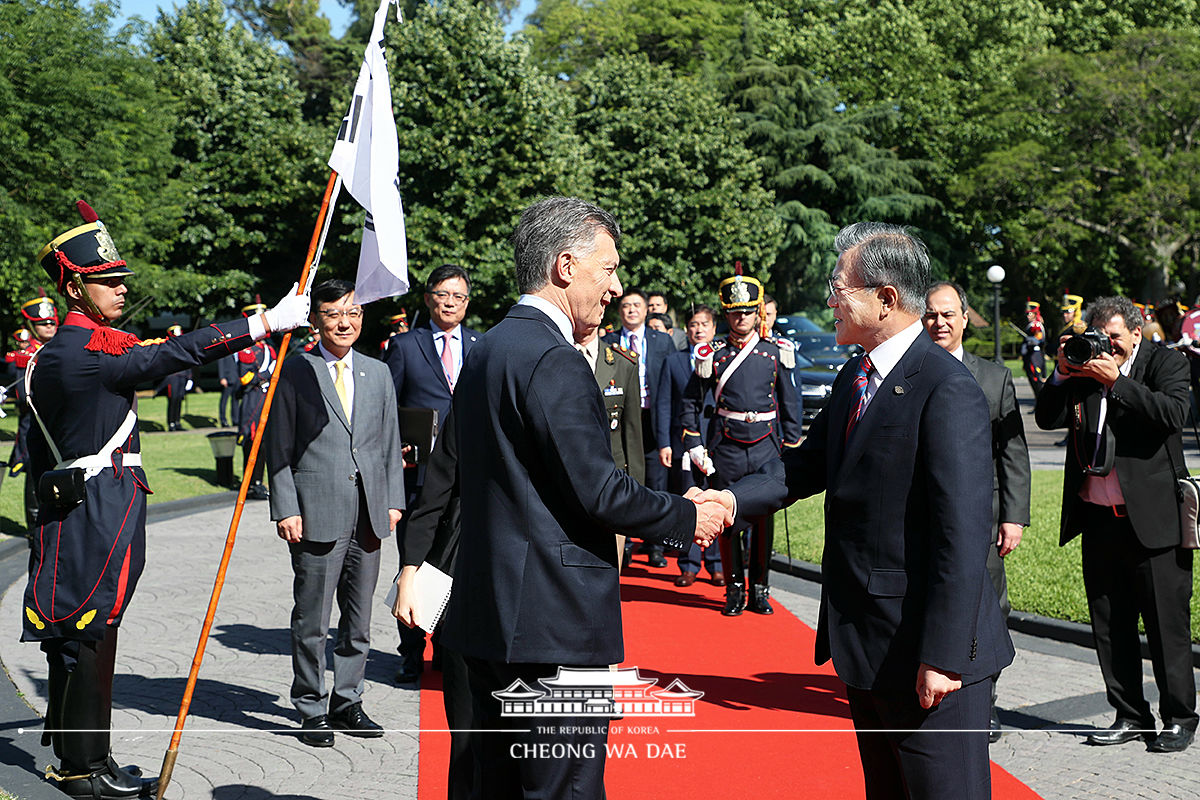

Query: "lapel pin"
left=893, top=386, right=905, bottom=395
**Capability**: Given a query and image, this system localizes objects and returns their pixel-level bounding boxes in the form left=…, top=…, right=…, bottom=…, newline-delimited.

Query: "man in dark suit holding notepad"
left=440, top=197, right=728, bottom=799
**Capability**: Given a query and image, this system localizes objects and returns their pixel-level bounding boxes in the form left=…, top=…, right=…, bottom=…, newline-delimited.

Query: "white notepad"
left=383, top=562, right=454, bottom=632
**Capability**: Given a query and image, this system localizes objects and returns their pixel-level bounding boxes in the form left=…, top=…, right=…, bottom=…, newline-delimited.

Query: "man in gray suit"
left=266, top=278, right=406, bottom=747
left=924, top=280, right=1031, bottom=741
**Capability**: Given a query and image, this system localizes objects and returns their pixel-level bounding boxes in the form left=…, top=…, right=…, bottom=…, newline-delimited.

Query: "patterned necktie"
left=441, top=332, right=456, bottom=391
left=845, top=354, right=874, bottom=440
left=333, top=360, right=351, bottom=420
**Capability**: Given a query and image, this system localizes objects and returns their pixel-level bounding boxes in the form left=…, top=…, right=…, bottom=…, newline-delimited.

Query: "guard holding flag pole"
left=679, top=266, right=801, bottom=615
left=21, top=200, right=310, bottom=799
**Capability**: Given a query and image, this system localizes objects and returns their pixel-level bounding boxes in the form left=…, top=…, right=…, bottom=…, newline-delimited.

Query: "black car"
left=791, top=351, right=838, bottom=426
left=790, top=332, right=859, bottom=372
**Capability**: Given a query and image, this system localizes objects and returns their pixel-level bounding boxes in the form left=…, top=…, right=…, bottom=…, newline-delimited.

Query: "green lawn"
left=772, top=470, right=1200, bottom=641
left=0, top=391, right=238, bottom=537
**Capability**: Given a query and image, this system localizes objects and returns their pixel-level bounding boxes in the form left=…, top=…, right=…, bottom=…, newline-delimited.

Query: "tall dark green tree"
left=372, top=0, right=587, bottom=323
left=0, top=0, right=176, bottom=309
left=729, top=52, right=936, bottom=310
left=146, top=0, right=327, bottom=307
left=572, top=54, right=781, bottom=307
left=959, top=30, right=1200, bottom=304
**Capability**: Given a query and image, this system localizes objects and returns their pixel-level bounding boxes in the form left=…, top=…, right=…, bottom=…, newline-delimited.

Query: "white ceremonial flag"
left=328, top=0, right=408, bottom=304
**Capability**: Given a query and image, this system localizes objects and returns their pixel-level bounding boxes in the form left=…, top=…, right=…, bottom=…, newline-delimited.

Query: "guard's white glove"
left=687, top=445, right=716, bottom=477
left=264, top=283, right=311, bottom=333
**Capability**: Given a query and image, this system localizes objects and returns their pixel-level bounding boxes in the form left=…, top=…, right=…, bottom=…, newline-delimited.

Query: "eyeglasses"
left=827, top=278, right=882, bottom=297
left=319, top=307, right=363, bottom=320
left=429, top=290, right=468, bottom=302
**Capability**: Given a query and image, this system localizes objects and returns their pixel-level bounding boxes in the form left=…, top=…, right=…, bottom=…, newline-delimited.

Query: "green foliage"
left=572, top=54, right=782, bottom=309
left=372, top=0, right=587, bottom=322
left=728, top=47, right=937, bottom=310
left=0, top=0, right=176, bottom=309
left=145, top=0, right=328, bottom=297
left=958, top=30, right=1200, bottom=304
left=525, top=0, right=745, bottom=76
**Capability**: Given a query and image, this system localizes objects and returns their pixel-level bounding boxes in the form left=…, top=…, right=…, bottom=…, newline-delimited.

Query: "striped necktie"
left=845, top=354, right=873, bottom=440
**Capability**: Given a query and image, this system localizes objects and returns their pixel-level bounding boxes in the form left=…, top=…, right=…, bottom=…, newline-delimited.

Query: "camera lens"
left=1062, top=336, right=1094, bottom=366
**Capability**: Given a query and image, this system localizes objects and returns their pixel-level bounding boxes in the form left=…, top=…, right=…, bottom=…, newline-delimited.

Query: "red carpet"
left=417, top=561, right=1043, bottom=799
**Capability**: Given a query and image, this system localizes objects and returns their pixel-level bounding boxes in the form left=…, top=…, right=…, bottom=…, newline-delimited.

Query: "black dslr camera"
left=1062, top=328, right=1113, bottom=366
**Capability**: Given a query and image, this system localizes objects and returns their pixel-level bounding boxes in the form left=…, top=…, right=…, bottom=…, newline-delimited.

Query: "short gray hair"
left=1085, top=296, right=1144, bottom=331
left=926, top=280, right=968, bottom=313
left=835, top=222, right=930, bottom=314
left=512, top=197, right=621, bottom=294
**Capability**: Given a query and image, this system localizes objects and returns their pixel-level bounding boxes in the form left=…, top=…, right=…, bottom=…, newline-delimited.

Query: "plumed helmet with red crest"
left=37, top=201, right=135, bottom=294
left=20, top=293, right=59, bottom=325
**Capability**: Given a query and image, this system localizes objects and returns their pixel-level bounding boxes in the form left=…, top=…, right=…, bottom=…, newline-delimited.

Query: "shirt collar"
left=434, top=324, right=460, bottom=341
left=1121, top=340, right=1139, bottom=377
left=317, top=342, right=352, bottom=368
left=866, top=320, right=924, bottom=380
left=949, top=344, right=965, bottom=362
left=517, top=294, right=574, bottom=343
left=623, top=324, right=646, bottom=341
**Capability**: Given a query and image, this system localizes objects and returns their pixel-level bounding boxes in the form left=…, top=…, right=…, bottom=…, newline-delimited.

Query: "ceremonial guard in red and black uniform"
left=234, top=300, right=276, bottom=500
left=679, top=272, right=801, bottom=615
left=20, top=201, right=309, bottom=799
left=1021, top=300, right=1046, bottom=395
left=379, top=309, right=408, bottom=354
left=159, top=325, right=193, bottom=431
left=6, top=295, right=61, bottom=528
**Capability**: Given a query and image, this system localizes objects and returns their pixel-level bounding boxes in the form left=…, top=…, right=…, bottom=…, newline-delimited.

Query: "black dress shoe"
left=329, top=703, right=384, bottom=738
left=246, top=482, right=270, bottom=501
left=647, top=550, right=668, bottom=568
left=1149, top=723, right=1196, bottom=753
left=1086, top=719, right=1153, bottom=746
left=748, top=584, right=774, bottom=614
left=989, top=708, right=1002, bottom=744
left=59, top=757, right=158, bottom=798
left=394, top=652, right=423, bottom=684
left=300, top=714, right=334, bottom=747
left=722, top=583, right=745, bottom=616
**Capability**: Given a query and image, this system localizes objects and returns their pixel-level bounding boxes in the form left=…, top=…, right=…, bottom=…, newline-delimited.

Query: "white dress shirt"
left=860, top=320, right=925, bottom=415
left=317, top=342, right=354, bottom=413
left=434, top=323, right=463, bottom=385
left=517, top=294, right=574, bottom=343
left=620, top=325, right=649, bottom=408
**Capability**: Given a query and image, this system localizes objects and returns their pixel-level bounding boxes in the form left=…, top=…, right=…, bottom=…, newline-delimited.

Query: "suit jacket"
left=441, top=304, right=694, bottom=665
left=594, top=343, right=645, bottom=483
left=382, top=321, right=481, bottom=422
left=961, top=352, right=1031, bottom=529
left=657, top=347, right=703, bottom=450
left=732, top=333, right=1014, bottom=690
left=1034, top=341, right=1189, bottom=548
left=603, top=326, right=673, bottom=449
left=266, top=349, right=406, bottom=542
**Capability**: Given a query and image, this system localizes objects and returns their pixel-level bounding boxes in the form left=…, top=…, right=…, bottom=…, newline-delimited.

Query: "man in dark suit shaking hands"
left=441, top=196, right=728, bottom=799
left=1035, top=296, right=1197, bottom=753
left=712, top=223, right=1014, bottom=799
left=924, top=281, right=1031, bottom=742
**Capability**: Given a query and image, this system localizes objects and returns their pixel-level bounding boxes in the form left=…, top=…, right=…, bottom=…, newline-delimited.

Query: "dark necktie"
left=845, top=354, right=874, bottom=440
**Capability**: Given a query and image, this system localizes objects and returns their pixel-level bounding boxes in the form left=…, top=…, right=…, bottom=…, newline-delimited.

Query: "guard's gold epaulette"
left=610, top=344, right=639, bottom=364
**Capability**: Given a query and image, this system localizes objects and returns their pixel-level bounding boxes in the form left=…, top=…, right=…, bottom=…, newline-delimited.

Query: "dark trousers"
left=845, top=677, right=992, bottom=800
left=442, top=646, right=477, bottom=800
left=219, top=384, right=237, bottom=426
left=42, top=628, right=119, bottom=773
left=462, top=657, right=608, bottom=800
left=287, top=488, right=382, bottom=719
left=1080, top=502, right=1197, bottom=728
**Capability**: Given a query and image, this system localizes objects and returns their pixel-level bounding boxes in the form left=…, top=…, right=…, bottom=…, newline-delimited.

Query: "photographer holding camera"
left=1035, top=295, right=1197, bottom=753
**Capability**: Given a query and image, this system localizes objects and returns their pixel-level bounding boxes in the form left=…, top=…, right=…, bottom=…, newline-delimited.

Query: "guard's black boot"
left=748, top=584, right=773, bottom=615
left=722, top=583, right=746, bottom=616
left=56, top=756, right=157, bottom=798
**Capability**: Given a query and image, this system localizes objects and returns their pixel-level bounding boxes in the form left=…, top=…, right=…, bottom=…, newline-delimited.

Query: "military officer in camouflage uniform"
left=679, top=272, right=801, bottom=615
left=21, top=201, right=309, bottom=799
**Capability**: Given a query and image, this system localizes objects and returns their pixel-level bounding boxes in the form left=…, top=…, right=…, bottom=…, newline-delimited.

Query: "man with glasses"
left=679, top=271, right=800, bottom=614
left=713, top=223, right=1012, bottom=799
left=267, top=278, right=405, bottom=747
left=382, top=264, right=480, bottom=683
left=1036, top=296, right=1198, bottom=753
left=22, top=201, right=309, bottom=798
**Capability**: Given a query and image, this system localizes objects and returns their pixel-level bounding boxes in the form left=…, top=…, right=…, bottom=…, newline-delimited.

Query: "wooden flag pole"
left=154, top=170, right=340, bottom=800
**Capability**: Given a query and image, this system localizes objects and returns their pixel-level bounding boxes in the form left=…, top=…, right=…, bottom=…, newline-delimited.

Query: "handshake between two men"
left=683, top=487, right=736, bottom=549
